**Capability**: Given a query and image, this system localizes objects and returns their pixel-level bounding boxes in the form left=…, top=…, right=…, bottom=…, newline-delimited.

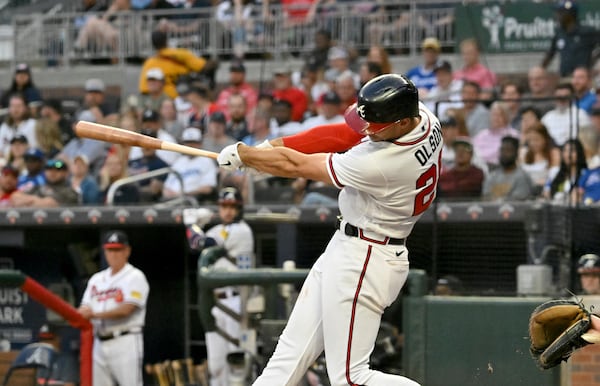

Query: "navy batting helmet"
left=218, top=186, right=243, bottom=221
left=577, top=253, right=600, bottom=274
left=344, top=74, right=419, bottom=135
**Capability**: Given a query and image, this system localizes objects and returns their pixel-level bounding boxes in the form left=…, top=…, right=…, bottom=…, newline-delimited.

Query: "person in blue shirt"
left=578, top=165, right=600, bottom=205
left=406, top=37, right=441, bottom=97
left=17, top=148, right=46, bottom=192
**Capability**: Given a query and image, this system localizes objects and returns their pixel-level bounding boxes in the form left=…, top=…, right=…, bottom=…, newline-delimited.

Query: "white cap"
left=74, top=154, right=89, bottom=165
left=146, top=67, right=165, bottom=81
left=181, top=127, right=202, bottom=142
left=85, top=78, right=105, bottom=92
left=328, top=46, right=348, bottom=61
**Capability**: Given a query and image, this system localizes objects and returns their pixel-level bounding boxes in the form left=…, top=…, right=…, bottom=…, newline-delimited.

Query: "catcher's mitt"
left=528, top=299, right=600, bottom=369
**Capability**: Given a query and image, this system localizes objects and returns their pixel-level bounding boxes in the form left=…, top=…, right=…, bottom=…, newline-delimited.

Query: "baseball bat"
left=74, top=120, right=218, bottom=159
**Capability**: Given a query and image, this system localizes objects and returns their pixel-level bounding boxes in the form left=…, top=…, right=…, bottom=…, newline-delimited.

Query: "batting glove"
left=218, top=142, right=244, bottom=171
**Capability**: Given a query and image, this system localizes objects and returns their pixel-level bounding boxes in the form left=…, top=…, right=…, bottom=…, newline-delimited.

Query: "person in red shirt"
left=0, top=165, right=18, bottom=206
left=272, top=65, right=309, bottom=122
left=215, top=60, right=258, bottom=122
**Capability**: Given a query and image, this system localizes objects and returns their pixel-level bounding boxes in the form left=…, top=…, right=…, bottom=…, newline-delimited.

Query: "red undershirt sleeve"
left=281, top=123, right=364, bottom=154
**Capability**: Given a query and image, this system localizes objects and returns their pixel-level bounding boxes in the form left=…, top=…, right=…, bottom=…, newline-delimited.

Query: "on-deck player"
left=77, top=230, right=150, bottom=386
left=203, top=186, right=255, bottom=385
left=218, top=73, right=440, bottom=385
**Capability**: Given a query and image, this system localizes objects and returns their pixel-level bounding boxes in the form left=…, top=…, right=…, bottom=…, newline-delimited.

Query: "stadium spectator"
left=301, top=91, right=344, bottom=131
left=326, top=46, right=358, bottom=87
left=304, top=29, right=333, bottom=73
left=571, top=66, right=597, bottom=114
left=433, top=275, right=465, bottom=296
left=272, top=64, right=309, bottom=122
left=500, top=81, right=525, bottom=129
left=78, top=78, right=118, bottom=125
left=215, top=60, right=258, bottom=124
left=224, top=94, right=251, bottom=141
left=99, top=152, right=140, bottom=204
left=34, top=118, right=63, bottom=159
left=241, top=109, right=274, bottom=146
left=270, top=99, right=303, bottom=137
left=406, top=37, right=442, bottom=97
left=59, top=110, right=109, bottom=177
left=576, top=254, right=600, bottom=295
left=128, top=130, right=169, bottom=203
left=454, top=38, right=497, bottom=100
left=162, top=128, right=218, bottom=202
left=177, top=81, right=216, bottom=133
left=438, top=137, right=484, bottom=200
left=73, top=0, right=131, bottom=62
left=440, top=115, right=466, bottom=169
left=135, top=67, right=171, bottom=115
left=202, top=112, right=237, bottom=153
left=577, top=125, right=599, bottom=169
left=543, top=138, right=587, bottom=204
left=482, top=136, right=533, bottom=201
left=472, top=102, right=520, bottom=169
left=424, top=60, right=463, bottom=120
left=127, top=109, right=178, bottom=166
left=522, top=65, right=555, bottom=115
left=10, top=158, right=79, bottom=207
left=17, top=148, right=46, bottom=193
left=0, top=93, right=37, bottom=159
left=358, top=61, right=383, bottom=89
left=139, top=29, right=215, bottom=99
left=460, top=81, right=490, bottom=137
left=541, top=0, right=600, bottom=77
left=215, top=0, right=266, bottom=59
left=0, top=165, right=18, bottom=207
left=159, top=98, right=185, bottom=141
left=518, top=106, right=543, bottom=147
left=40, top=99, right=75, bottom=145
left=519, top=123, right=560, bottom=196
left=6, top=135, right=28, bottom=175
left=69, top=154, right=100, bottom=205
left=334, top=70, right=358, bottom=114
left=578, top=162, right=600, bottom=205
left=256, top=92, right=274, bottom=114
left=541, top=82, right=591, bottom=146
left=366, top=45, right=392, bottom=74
left=0, top=63, right=43, bottom=109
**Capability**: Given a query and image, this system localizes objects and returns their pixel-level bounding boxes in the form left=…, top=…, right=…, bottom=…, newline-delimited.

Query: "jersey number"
left=413, top=164, right=438, bottom=216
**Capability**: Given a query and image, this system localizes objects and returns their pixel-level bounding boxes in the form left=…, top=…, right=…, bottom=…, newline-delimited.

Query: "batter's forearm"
left=238, top=144, right=304, bottom=178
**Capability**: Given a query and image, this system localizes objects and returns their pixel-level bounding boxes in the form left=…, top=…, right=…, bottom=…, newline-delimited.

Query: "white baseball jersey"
left=328, top=102, right=442, bottom=238
left=205, top=220, right=254, bottom=385
left=81, top=263, right=149, bottom=386
left=80, top=263, right=149, bottom=333
left=254, top=102, right=440, bottom=386
left=163, top=155, right=218, bottom=195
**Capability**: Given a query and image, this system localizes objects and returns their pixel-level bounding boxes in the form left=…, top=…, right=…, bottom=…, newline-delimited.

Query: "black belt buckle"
left=97, top=330, right=130, bottom=341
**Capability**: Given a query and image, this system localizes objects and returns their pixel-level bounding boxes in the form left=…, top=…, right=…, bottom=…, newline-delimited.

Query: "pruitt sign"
left=455, top=1, right=600, bottom=53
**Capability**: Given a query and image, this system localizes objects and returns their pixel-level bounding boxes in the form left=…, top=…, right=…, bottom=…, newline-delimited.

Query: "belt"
left=215, top=290, right=240, bottom=299
left=97, top=328, right=141, bottom=341
left=335, top=217, right=405, bottom=246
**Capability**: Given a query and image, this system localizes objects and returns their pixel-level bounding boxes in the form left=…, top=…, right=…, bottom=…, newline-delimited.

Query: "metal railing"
left=10, top=0, right=459, bottom=66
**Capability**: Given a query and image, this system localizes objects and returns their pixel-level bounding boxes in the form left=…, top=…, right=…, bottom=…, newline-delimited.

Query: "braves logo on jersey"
left=91, top=286, right=124, bottom=303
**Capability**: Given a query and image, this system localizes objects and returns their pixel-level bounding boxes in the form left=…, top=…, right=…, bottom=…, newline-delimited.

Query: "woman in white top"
left=519, top=123, right=560, bottom=196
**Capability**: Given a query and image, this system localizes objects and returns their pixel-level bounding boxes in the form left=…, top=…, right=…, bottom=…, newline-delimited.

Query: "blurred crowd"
left=1, top=0, right=600, bottom=208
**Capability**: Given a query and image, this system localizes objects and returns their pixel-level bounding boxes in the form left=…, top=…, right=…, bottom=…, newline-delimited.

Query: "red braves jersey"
left=327, top=102, right=443, bottom=238
left=80, top=263, right=149, bottom=333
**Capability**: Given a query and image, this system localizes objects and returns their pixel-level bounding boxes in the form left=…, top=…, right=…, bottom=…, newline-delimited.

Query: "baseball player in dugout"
left=77, top=230, right=150, bottom=386
left=188, top=186, right=254, bottom=385
left=218, top=73, right=439, bottom=385
left=577, top=254, right=600, bottom=310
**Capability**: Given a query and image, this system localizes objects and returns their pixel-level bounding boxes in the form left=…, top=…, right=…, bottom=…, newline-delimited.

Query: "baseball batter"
left=204, top=187, right=254, bottom=385
left=218, top=74, right=440, bottom=385
left=78, top=230, right=149, bottom=386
